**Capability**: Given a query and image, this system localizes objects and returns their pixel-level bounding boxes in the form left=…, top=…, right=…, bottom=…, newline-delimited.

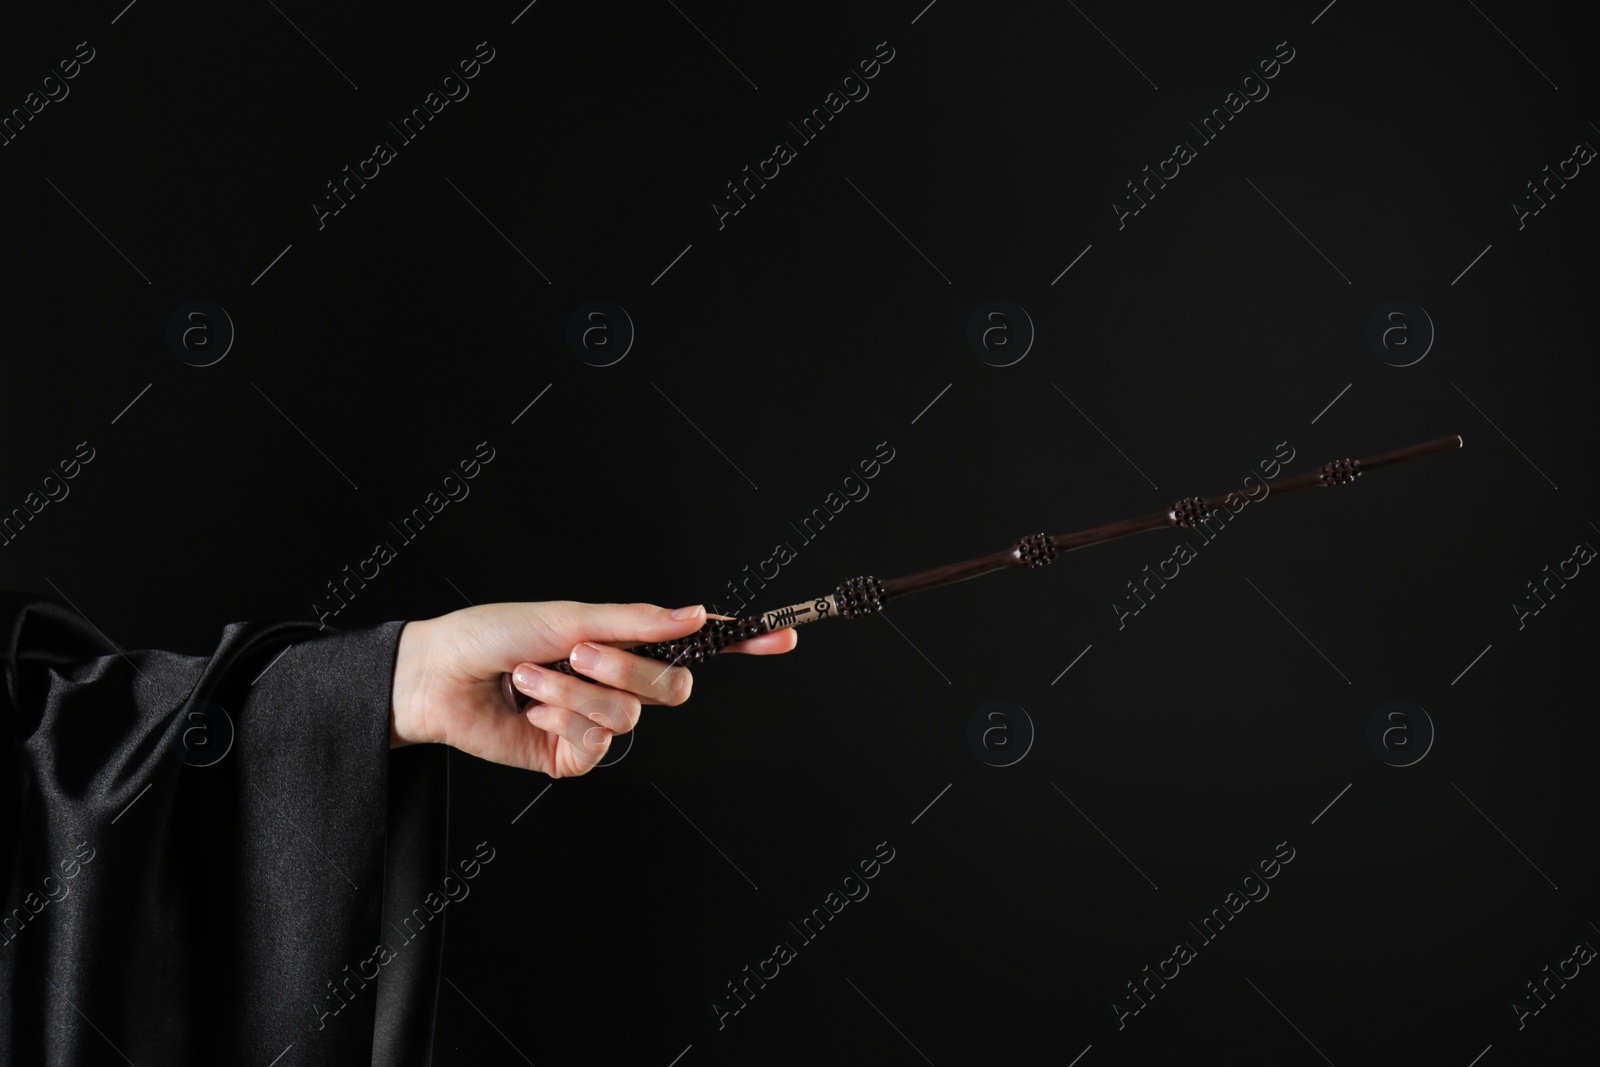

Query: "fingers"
left=500, top=607, right=796, bottom=739
left=567, top=641, right=693, bottom=706
left=722, top=629, right=799, bottom=655
left=522, top=701, right=612, bottom=766
left=511, top=664, right=641, bottom=734
left=543, top=601, right=711, bottom=647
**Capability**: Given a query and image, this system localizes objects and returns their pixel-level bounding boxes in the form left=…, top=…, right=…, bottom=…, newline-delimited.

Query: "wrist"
left=390, top=617, right=435, bottom=748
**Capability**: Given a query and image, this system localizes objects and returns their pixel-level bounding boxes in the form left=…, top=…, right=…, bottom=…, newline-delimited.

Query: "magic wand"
left=502, top=434, right=1463, bottom=711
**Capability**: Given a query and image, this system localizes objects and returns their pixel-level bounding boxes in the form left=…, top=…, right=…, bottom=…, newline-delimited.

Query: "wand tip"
left=706, top=613, right=739, bottom=621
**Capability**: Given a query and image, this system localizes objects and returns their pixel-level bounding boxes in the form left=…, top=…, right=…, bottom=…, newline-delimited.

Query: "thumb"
left=546, top=601, right=709, bottom=646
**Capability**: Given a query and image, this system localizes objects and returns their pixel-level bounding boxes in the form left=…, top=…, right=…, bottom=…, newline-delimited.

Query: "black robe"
left=0, top=592, right=448, bottom=1065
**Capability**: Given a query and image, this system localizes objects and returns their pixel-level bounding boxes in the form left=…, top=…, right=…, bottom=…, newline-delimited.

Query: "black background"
left=3, top=1, right=1596, bottom=1064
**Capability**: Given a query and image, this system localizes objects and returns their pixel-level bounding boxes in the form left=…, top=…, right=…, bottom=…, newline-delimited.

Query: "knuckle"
left=586, top=694, right=639, bottom=733
left=592, top=695, right=631, bottom=731
left=667, top=668, right=693, bottom=705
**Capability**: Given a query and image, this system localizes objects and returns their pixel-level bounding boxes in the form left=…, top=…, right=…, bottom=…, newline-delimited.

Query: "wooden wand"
left=502, top=434, right=1462, bottom=712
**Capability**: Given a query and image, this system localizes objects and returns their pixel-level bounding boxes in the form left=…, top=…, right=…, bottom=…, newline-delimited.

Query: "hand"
left=389, top=602, right=797, bottom=776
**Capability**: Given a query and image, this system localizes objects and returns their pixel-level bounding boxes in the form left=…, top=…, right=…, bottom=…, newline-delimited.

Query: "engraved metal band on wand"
left=501, top=434, right=1462, bottom=711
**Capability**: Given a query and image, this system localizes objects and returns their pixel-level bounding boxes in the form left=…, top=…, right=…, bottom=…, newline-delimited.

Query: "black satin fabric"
left=0, top=593, right=446, bottom=1065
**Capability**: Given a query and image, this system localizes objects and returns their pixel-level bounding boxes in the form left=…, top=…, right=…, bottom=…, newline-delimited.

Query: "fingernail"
left=671, top=604, right=703, bottom=621
left=526, top=705, right=546, bottom=722
left=570, top=643, right=600, bottom=670
left=583, top=725, right=609, bottom=749
left=512, top=666, right=544, bottom=694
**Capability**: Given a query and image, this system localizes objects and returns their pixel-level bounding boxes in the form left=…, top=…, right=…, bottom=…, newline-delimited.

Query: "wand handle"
left=500, top=578, right=886, bottom=713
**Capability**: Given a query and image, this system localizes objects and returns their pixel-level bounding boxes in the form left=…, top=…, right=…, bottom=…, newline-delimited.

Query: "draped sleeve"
left=0, top=592, right=447, bottom=1066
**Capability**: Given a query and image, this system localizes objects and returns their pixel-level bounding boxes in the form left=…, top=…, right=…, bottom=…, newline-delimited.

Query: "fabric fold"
left=0, top=592, right=443, bottom=1066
